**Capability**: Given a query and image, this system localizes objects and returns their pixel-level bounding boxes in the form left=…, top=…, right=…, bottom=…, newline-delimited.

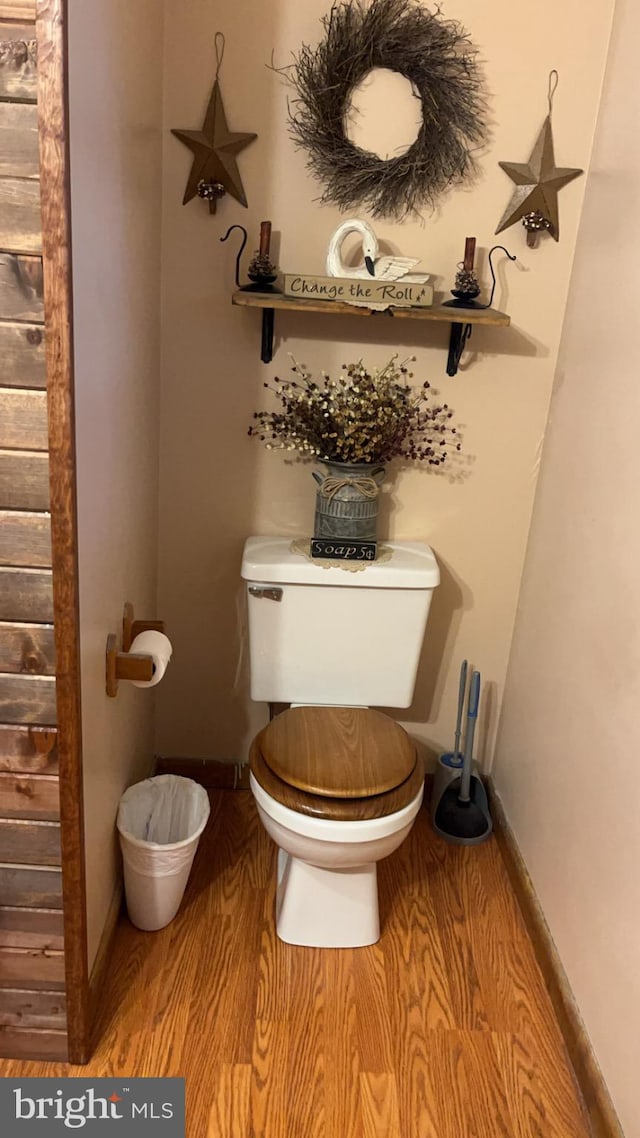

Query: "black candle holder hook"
left=220, top=224, right=248, bottom=289
left=220, top=220, right=280, bottom=361
left=220, top=222, right=280, bottom=291
left=221, top=222, right=281, bottom=362
left=477, top=245, right=517, bottom=311
left=445, top=244, right=516, bottom=376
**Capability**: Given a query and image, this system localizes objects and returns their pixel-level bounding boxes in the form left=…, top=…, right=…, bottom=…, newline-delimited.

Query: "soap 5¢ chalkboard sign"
left=311, top=539, right=377, bottom=561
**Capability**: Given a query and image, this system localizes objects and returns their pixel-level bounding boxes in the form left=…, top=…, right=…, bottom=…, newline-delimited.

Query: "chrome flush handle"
left=248, top=586, right=283, bottom=602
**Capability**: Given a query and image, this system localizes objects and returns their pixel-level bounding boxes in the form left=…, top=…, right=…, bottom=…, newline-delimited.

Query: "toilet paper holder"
left=105, top=602, right=166, bottom=697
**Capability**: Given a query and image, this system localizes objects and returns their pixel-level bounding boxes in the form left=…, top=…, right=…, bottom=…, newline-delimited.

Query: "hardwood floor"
left=0, top=790, right=591, bottom=1137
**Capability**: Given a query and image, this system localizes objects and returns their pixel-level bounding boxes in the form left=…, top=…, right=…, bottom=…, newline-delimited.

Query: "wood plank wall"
left=0, top=10, right=67, bottom=1061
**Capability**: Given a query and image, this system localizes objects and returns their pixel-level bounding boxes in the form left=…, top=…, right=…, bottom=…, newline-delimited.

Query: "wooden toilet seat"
left=249, top=706, right=424, bottom=821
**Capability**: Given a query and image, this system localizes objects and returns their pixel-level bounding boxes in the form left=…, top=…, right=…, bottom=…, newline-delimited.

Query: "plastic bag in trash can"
left=117, top=775, right=210, bottom=931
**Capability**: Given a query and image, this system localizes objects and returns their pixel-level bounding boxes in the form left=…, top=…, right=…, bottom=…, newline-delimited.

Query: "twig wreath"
left=280, top=0, right=486, bottom=220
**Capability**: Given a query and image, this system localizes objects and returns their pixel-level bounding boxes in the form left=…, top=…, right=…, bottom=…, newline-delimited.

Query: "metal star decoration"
left=495, top=115, right=582, bottom=243
left=171, top=35, right=257, bottom=214
left=495, top=73, right=582, bottom=245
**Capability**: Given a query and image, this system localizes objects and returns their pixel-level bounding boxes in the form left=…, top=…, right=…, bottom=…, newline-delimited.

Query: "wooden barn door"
left=0, top=0, right=88, bottom=1063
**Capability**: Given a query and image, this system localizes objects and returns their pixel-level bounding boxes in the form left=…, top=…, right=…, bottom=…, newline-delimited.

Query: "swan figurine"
left=326, top=218, right=430, bottom=284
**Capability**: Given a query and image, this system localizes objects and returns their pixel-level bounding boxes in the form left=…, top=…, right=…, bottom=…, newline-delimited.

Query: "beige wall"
left=68, top=0, right=164, bottom=969
left=493, top=0, right=639, bottom=1131
left=157, top=0, right=614, bottom=764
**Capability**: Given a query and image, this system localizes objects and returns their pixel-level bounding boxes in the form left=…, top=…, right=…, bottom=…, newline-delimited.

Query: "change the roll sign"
left=284, top=274, right=434, bottom=309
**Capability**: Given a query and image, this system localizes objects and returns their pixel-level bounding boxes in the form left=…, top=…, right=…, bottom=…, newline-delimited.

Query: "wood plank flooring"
left=0, top=790, right=592, bottom=1137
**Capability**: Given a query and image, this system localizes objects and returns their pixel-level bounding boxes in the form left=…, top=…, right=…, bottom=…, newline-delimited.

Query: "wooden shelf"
left=232, top=289, right=509, bottom=326
left=231, top=290, right=510, bottom=375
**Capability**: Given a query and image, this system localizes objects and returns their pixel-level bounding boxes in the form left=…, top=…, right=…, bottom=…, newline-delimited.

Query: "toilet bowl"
left=249, top=706, right=424, bottom=947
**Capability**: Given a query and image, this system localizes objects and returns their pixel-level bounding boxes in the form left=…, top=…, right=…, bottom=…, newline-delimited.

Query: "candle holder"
left=444, top=236, right=482, bottom=309
left=221, top=221, right=281, bottom=363
left=220, top=220, right=280, bottom=293
left=444, top=239, right=516, bottom=311
left=448, top=265, right=481, bottom=306
left=443, top=240, right=516, bottom=376
left=246, top=221, right=278, bottom=288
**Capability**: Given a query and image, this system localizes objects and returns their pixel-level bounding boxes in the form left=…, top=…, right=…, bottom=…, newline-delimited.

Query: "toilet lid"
left=258, top=706, right=416, bottom=798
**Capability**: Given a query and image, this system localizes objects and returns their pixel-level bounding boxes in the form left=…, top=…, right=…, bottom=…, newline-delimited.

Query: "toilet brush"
left=451, top=658, right=467, bottom=766
left=432, top=669, right=492, bottom=845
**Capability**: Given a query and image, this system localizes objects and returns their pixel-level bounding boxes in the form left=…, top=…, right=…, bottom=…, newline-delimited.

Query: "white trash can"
left=117, top=775, right=210, bottom=932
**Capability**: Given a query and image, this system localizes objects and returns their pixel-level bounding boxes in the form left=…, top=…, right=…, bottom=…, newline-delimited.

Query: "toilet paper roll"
left=129, top=630, right=173, bottom=688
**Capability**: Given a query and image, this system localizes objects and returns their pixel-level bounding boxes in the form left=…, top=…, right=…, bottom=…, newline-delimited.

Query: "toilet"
left=241, top=536, right=439, bottom=948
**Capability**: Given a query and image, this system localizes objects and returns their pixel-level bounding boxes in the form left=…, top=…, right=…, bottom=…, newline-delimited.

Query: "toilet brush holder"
left=430, top=752, right=463, bottom=827
left=430, top=753, right=492, bottom=846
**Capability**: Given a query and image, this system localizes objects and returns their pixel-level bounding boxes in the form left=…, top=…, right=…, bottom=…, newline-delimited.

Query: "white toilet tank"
left=241, top=537, right=439, bottom=708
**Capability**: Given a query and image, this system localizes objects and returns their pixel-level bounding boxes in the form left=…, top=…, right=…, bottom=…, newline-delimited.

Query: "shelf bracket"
left=261, top=308, right=275, bottom=364
left=447, top=322, right=473, bottom=377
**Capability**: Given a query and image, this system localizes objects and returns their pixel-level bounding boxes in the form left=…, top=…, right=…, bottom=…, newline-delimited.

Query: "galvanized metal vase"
left=312, top=461, right=385, bottom=542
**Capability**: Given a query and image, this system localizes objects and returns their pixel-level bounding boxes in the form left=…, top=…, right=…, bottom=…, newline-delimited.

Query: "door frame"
left=36, top=0, right=89, bottom=1064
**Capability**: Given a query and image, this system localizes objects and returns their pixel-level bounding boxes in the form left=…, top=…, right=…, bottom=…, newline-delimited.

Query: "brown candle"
left=259, top=221, right=272, bottom=257
left=463, top=237, right=476, bottom=272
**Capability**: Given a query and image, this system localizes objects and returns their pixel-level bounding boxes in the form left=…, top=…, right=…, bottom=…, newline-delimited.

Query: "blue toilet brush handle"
left=459, top=670, right=480, bottom=803
left=453, top=659, right=468, bottom=762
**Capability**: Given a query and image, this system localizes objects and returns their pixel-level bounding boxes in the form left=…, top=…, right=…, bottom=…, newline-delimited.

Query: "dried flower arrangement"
left=248, top=356, right=459, bottom=466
